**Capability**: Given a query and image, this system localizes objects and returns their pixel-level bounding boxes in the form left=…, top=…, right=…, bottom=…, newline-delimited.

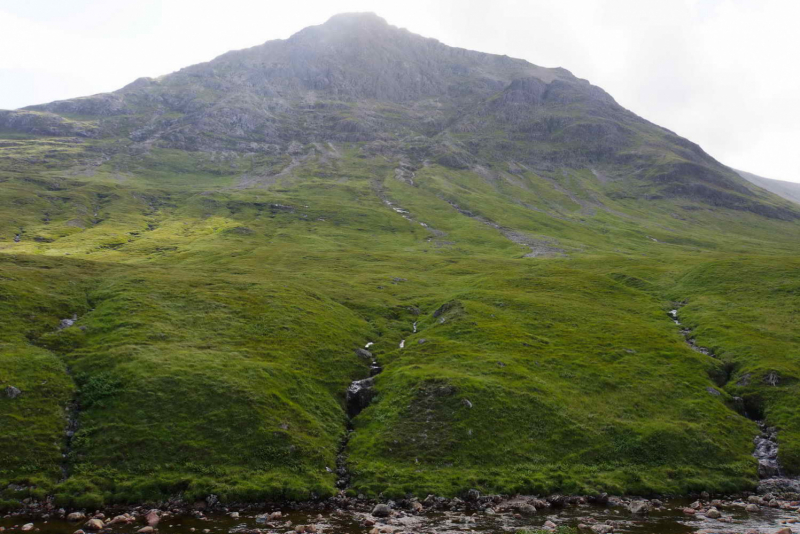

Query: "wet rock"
left=145, top=510, right=160, bottom=527
left=269, top=511, right=282, bottom=520
left=683, top=508, right=697, bottom=515
left=465, top=488, right=480, bottom=501
left=547, top=494, right=566, bottom=507
left=411, top=502, right=423, bottom=513
left=347, top=377, right=376, bottom=417
left=255, top=514, right=268, bottom=524
left=67, top=512, right=86, bottom=522
left=775, top=529, right=792, bottom=534
left=544, top=520, right=558, bottom=530
left=83, top=518, right=104, bottom=531
left=73, top=530, right=86, bottom=534
left=516, top=503, right=537, bottom=516
left=4, top=386, right=21, bottom=399
left=372, top=504, right=392, bottom=517
left=629, top=500, right=650, bottom=515
left=706, top=507, right=721, bottom=519
left=591, top=524, right=614, bottom=534
left=137, top=528, right=154, bottom=534
left=651, top=499, right=663, bottom=508
left=230, top=512, right=240, bottom=519
left=746, top=504, right=761, bottom=513
left=588, top=493, right=609, bottom=505
left=691, top=500, right=703, bottom=509
left=21, top=524, right=34, bottom=531
left=711, top=499, right=723, bottom=507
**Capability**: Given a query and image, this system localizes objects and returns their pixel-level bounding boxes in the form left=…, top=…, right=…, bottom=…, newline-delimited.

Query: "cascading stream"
left=668, top=306, right=795, bottom=490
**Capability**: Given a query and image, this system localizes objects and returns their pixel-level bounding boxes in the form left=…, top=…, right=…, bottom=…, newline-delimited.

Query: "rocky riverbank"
left=3, top=490, right=800, bottom=534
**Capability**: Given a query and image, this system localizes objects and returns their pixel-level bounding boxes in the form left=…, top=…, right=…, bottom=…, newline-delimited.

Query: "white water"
left=365, top=342, right=374, bottom=348
left=399, top=339, right=405, bottom=349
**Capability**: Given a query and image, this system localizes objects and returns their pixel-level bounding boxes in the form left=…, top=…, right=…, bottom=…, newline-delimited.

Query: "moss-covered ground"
left=1, top=136, right=798, bottom=507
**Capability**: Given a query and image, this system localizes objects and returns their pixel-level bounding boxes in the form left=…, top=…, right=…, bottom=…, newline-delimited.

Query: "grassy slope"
left=0, top=135, right=798, bottom=506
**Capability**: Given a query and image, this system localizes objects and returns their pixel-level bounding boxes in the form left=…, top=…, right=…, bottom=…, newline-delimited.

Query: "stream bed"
left=1, top=497, right=798, bottom=534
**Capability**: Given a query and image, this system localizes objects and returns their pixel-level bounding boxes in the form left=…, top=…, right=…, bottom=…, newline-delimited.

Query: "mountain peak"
left=322, top=12, right=390, bottom=27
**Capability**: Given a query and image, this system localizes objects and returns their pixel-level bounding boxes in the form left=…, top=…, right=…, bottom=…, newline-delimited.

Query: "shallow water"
left=3, top=500, right=798, bottom=534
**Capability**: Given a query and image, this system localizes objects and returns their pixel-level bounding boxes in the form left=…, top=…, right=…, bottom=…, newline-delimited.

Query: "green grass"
left=1, top=138, right=799, bottom=507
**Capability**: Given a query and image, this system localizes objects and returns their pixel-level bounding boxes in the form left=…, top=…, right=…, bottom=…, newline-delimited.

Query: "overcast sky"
left=1, top=0, right=798, bottom=182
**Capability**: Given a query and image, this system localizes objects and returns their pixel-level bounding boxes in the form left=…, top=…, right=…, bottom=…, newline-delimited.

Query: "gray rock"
left=372, top=504, right=392, bottom=517
left=515, top=503, right=537, bottom=516
left=629, top=500, right=651, bottom=515
left=5, top=386, right=21, bottom=399
left=465, top=488, right=480, bottom=501
left=706, top=386, right=721, bottom=396
left=355, top=348, right=373, bottom=359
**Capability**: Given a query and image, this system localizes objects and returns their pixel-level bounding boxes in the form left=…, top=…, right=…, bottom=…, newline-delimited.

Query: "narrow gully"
left=337, top=322, right=416, bottom=489
left=669, top=306, right=789, bottom=486
left=336, top=344, right=383, bottom=489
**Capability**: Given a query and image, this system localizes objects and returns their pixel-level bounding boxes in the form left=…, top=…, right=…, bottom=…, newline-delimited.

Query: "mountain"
left=1, top=13, right=799, bottom=508
left=737, top=169, right=800, bottom=205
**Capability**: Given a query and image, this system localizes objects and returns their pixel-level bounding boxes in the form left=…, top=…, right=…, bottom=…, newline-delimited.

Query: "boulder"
left=269, top=511, right=282, bottom=520
left=4, top=386, right=21, bottom=399
left=465, top=488, right=481, bottom=501
left=544, top=520, right=558, bottom=530
left=67, top=512, right=86, bottom=522
left=84, top=518, right=104, bottom=531
left=516, top=503, right=537, bottom=516
left=629, top=500, right=651, bottom=515
left=145, top=510, right=160, bottom=527
left=229, top=512, right=240, bottom=519
left=371, top=504, right=392, bottom=517
left=21, top=524, right=34, bottom=531
left=683, top=508, right=697, bottom=515
left=137, top=528, right=154, bottom=534
left=706, top=507, right=721, bottom=519
left=355, top=348, right=373, bottom=359
left=746, top=504, right=760, bottom=513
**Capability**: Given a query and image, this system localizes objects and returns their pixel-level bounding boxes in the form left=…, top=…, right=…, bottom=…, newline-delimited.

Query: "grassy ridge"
left=1, top=137, right=799, bottom=506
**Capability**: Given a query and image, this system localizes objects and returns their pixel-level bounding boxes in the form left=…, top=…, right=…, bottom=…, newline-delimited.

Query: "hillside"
left=737, top=169, right=800, bottom=206
left=1, top=13, right=799, bottom=508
